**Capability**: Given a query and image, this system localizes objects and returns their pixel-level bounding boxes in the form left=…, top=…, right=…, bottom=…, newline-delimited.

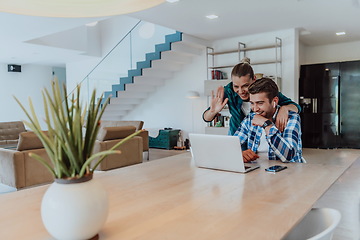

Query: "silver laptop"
left=189, top=133, right=260, bottom=173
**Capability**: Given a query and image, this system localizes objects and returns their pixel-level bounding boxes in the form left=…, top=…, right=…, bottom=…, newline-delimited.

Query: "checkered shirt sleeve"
left=266, top=112, right=303, bottom=162
left=233, top=115, right=251, bottom=146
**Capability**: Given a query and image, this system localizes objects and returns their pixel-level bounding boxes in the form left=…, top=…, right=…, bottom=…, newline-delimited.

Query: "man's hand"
left=204, top=86, right=228, bottom=121
left=242, top=149, right=259, bottom=163
left=252, top=114, right=267, bottom=127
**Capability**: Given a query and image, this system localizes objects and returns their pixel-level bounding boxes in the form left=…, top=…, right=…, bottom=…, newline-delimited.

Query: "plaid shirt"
left=234, top=109, right=304, bottom=163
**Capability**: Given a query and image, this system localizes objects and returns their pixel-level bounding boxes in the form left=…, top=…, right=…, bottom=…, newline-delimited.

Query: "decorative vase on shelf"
left=15, top=79, right=142, bottom=239
left=41, top=173, right=108, bottom=240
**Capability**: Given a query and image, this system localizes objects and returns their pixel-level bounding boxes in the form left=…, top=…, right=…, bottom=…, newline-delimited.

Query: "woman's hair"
left=248, top=77, right=279, bottom=100
left=231, top=57, right=254, bottom=79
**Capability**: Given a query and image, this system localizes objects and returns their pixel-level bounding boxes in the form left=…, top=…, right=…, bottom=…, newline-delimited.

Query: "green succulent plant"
left=14, top=79, right=141, bottom=179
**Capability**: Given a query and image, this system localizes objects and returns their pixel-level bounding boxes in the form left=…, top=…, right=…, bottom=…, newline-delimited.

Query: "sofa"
left=92, top=126, right=143, bottom=171
left=0, top=121, right=26, bottom=146
left=0, top=131, right=54, bottom=189
left=100, top=120, right=149, bottom=160
left=0, top=121, right=146, bottom=188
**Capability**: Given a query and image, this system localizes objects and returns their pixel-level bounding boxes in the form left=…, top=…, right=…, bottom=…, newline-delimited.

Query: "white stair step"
left=116, top=91, right=148, bottom=99
left=142, top=68, right=173, bottom=78
left=110, top=97, right=143, bottom=105
left=171, top=42, right=203, bottom=56
left=160, top=51, right=192, bottom=64
left=151, top=59, right=183, bottom=71
left=105, top=104, right=134, bottom=111
left=125, top=84, right=156, bottom=92
left=133, top=76, right=165, bottom=86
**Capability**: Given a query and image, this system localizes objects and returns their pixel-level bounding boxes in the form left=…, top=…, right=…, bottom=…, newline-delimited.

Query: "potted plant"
left=15, top=79, right=141, bottom=240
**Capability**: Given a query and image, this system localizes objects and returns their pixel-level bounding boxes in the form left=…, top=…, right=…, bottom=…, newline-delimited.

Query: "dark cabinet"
left=299, top=60, right=360, bottom=148
left=339, top=61, right=360, bottom=148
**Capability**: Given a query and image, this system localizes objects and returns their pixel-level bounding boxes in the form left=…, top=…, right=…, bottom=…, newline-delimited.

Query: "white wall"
left=301, top=40, right=360, bottom=65
left=0, top=64, right=53, bottom=128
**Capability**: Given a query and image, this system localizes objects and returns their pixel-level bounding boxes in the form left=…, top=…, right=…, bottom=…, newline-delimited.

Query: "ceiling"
left=1, top=0, right=359, bottom=67
left=131, top=0, right=360, bottom=45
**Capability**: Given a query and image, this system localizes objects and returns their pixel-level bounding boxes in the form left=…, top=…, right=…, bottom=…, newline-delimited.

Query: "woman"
left=202, top=58, right=300, bottom=135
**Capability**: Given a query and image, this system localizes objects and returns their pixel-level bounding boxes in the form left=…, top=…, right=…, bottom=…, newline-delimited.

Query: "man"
left=202, top=59, right=301, bottom=135
left=234, top=78, right=304, bottom=163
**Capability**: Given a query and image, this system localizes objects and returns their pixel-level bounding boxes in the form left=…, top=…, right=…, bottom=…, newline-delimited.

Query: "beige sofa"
left=100, top=120, right=149, bottom=160
left=0, top=131, right=54, bottom=189
left=0, top=121, right=26, bottom=146
left=92, top=126, right=143, bottom=171
left=0, top=121, right=146, bottom=188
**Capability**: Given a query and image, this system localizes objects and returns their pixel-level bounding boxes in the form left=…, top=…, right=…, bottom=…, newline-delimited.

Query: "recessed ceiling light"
left=206, top=14, right=219, bottom=20
left=336, top=32, right=346, bottom=36
left=166, top=0, right=179, bottom=3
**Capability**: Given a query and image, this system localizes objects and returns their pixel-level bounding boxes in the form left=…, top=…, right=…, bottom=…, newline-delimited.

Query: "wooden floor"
left=0, top=148, right=359, bottom=239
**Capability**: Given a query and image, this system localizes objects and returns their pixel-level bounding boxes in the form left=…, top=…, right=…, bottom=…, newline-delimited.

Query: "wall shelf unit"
left=204, top=79, right=231, bottom=95
left=206, top=37, right=282, bottom=84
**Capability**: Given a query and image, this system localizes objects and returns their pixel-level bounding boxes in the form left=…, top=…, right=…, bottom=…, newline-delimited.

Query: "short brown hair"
left=248, top=78, right=279, bottom=100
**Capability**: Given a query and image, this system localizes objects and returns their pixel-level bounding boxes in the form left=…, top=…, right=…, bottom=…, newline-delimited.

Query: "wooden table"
left=0, top=149, right=359, bottom=240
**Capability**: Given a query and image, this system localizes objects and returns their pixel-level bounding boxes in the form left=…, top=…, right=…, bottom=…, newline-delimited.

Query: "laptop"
left=189, top=133, right=260, bottom=173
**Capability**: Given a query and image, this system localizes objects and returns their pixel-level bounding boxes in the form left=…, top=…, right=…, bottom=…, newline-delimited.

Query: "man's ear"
left=273, top=96, right=279, bottom=108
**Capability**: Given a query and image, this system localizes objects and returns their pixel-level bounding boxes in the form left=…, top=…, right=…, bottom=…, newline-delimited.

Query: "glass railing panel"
left=77, top=20, right=176, bottom=102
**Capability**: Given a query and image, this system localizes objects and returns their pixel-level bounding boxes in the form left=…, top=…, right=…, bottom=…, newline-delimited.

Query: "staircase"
left=101, top=32, right=209, bottom=120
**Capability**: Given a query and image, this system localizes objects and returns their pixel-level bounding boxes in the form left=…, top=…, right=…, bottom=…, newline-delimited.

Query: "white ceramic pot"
left=41, top=174, right=108, bottom=240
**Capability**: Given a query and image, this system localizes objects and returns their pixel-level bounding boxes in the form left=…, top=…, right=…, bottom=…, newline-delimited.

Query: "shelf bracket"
left=206, top=47, right=214, bottom=80
left=238, top=42, right=246, bottom=62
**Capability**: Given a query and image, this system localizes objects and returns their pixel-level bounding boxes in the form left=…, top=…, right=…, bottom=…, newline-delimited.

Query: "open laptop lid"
left=189, top=133, right=260, bottom=173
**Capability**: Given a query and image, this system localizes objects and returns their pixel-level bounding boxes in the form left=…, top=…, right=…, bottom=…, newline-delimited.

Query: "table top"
left=0, top=148, right=359, bottom=240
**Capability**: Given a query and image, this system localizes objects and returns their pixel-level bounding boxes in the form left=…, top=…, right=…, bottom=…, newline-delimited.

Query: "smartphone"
left=265, top=165, right=287, bottom=172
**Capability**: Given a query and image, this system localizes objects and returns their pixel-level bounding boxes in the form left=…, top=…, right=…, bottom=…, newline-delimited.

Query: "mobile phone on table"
left=265, top=165, right=287, bottom=172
